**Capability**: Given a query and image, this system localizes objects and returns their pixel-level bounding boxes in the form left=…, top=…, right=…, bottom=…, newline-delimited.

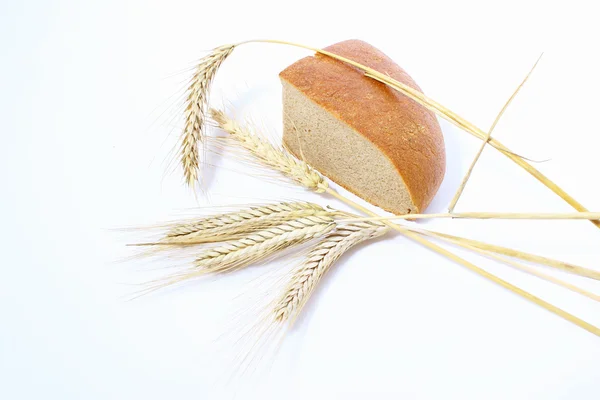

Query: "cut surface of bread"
left=279, top=40, right=446, bottom=214
left=282, top=82, right=415, bottom=213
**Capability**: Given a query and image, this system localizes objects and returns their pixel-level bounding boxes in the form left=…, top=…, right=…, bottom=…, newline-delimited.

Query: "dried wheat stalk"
left=181, top=44, right=234, bottom=187
left=411, top=227, right=600, bottom=281
left=448, top=54, right=543, bottom=212
left=273, top=221, right=390, bottom=324
left=463, top=245, right=600, bottom=302
left=387, top=225, right=599, bottom=301
left=343, top=211, right=600, bottom=222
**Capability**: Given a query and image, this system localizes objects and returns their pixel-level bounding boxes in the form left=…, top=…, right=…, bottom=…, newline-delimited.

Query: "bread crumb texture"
left=280, top=40, right=446, bottom=214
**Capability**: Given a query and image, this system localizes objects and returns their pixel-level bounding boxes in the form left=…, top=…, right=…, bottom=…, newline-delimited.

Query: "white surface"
left=1, top=0, right=600, bottom=398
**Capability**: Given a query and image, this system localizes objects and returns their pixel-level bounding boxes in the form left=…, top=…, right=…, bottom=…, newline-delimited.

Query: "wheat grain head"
left=181, top=45, right=235, bottom=188
left=273, top=221, right=390, bottom=324
left=210, top=108, right=328, bottom=192
left=223, top=220, right=390, bottom=378
left=163, top=202, right=334, bottom=244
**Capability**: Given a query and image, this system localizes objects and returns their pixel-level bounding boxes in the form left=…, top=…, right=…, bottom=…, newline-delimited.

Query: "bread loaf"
left=279, top=40, right=446, bottom=214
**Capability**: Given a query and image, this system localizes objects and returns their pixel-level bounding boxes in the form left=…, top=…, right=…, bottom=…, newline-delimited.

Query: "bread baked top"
left=279, top=40, right=446, bottom=212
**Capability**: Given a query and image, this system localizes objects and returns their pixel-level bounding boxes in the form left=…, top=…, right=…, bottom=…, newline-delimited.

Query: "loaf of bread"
left=279, top=40, right=446, bottom=214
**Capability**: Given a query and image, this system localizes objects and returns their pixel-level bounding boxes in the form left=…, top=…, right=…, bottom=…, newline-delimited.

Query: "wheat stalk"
left=161, top=202, right=334, bottom=244
left=181, top=44, right=234, bottom=187
left=273, top=221, right=389, bottom=323
left=448, top=54, right=543, bottom=212
left=210, top=109, right=328, bottom=192
left=342, top=211, right=600, bottom=222
left=458, top=244, right=600, bottom=302
left=409, top=227, right=600, bottom=281
left=385, top=225, right=600, bottom=301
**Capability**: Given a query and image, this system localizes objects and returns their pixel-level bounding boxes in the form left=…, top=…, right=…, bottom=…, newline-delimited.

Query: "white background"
left=2, top=0, right=600, bottom=398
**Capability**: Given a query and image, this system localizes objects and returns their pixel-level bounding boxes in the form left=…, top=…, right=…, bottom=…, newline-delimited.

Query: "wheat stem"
left=458, top=245, right=600, bottom=302
left=384, top=225, right=600, bottom=301
left=409, top=226, right=600, bottom=302
left=448, top=54, right=543, bottom=212
left=410, top=228, right=600, bottom=281
left=341, top=211, right=600, bottom=222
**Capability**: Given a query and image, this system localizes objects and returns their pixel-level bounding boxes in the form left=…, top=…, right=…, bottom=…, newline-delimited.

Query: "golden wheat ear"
left=181, top=45, right=235, bottom=189
left=210, top=108, right=329, bottom=192
left=272, top=221, right=390, bottom=324
left=226, top=220, right=391, bottom=377
left=161, top=202, right=333, bottom=245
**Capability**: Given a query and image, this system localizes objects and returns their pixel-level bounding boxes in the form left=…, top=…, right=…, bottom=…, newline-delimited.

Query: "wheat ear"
left=210, top=109, right=328, bottom=192
left=161, top=202, right=334, bottom=244
left=228, top=221, right=389, bottom=378
left=192, top=215, right=335, bottom=273
left=273, top=221, right=389, bottom=323
left=181, top=44, right=234, bottom=188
